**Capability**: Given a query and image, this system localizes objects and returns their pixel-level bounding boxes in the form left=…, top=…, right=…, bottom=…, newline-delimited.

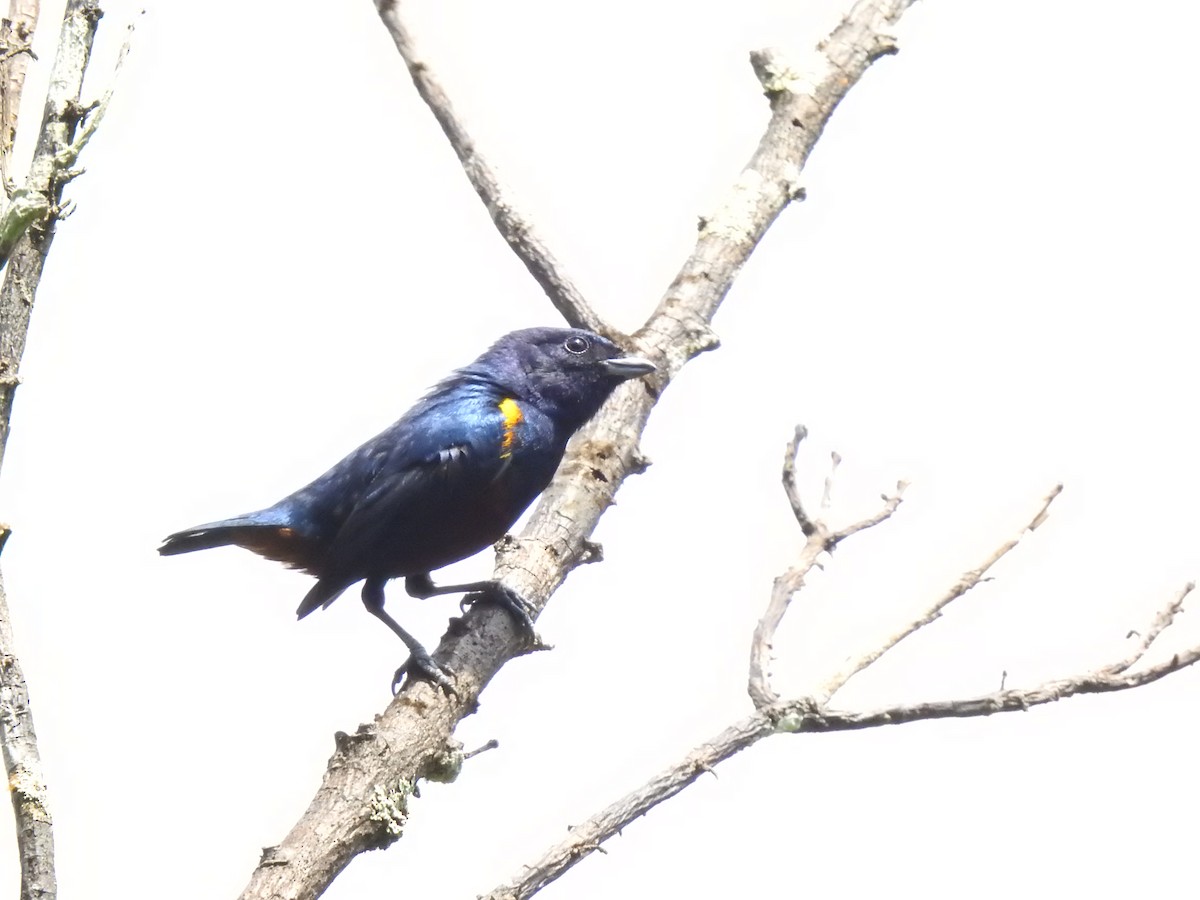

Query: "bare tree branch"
left=54, top=16, right=132, bottom=173
left=373, top=0, right=610, bottom=337
left=0, top=523, right=55, bottom=900
left=238, top=0, right=918, bottom=897
left=818, top=483, right=1065, bottom=701
left=0, top=3, right=122, bottom=898
left=0, top=0, right=41, bottom=266
left=0, top=0, right=39, bottom=196
left=1099, top=582, right=1194, bottom=677
left=0, top=10, right=130, bottom=273
left=479, top=433, right=1197, bottom=900
left=479, top=712, right=777, bottom=900
left=806, top=624, right=1200, bottom=729
left=749, top=426, right=905, bottom=708
left=0, top=0, right=105, bottom=466
left=781, top=424, right=814, bottom=534
left=636, top=0, right=913, bottom=373
left=481, top=610, right=1200, bottom=900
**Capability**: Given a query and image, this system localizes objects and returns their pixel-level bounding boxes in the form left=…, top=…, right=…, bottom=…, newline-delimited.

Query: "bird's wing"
left=315, top=394, right=512, bottom=580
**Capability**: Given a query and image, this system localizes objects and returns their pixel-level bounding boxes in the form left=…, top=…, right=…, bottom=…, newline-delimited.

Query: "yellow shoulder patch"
left=498, top=398, right=524, bottom=457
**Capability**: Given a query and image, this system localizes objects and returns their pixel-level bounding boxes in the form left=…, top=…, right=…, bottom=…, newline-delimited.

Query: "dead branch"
left=749, top=427, right=905, bottom=708
left=0, top=3, right=127, bottom=898
left=0, top=523, right=54, bottom=900
left=479, top=713, right=776, bottom=900
left=0, top=0, right=38, bottom=196
left=1, top=0, right=102, bottom=463
left=373, top=0, right=609, bottom=336
left=479, top=425, right=1198, bottom=900
left=237, top=0, right=919, bottom=897
left=781, top=424, right=814, bottom=534
left=818, top=483, right=1064, bottom=701
left=1101, top=582, right=1193, bottom=677
left=804, top=613, right=1200, bottom=728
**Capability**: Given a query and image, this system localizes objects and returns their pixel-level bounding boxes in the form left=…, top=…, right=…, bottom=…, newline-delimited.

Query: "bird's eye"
left=563, top=336, right=589, bottom=355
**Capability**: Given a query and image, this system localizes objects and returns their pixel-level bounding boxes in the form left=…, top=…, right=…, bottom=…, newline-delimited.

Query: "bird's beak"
left=602, top=356, right=657, bottom=379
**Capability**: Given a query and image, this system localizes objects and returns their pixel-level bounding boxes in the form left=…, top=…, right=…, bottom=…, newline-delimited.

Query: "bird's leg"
left=361, top=578, right=455, bottom=695
left=405, top=573, right=536, bottom=640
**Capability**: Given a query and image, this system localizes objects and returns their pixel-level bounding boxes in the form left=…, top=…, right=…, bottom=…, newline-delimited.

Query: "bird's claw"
left=461, top=584, right=537, bottom=641
left=391, top=652, right=456, bottom=697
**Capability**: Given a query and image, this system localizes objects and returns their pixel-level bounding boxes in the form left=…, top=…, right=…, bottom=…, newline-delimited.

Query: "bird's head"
left=472, top=327, right=656, bottom=435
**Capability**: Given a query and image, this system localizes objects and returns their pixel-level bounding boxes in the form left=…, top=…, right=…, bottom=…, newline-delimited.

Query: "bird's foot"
left=460, top=584, right=538, bottom=642
left=391, top=651, right=456, bottom=697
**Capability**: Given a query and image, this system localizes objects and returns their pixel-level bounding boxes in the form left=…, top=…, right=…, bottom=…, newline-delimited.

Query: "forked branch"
left=818, top=483, right=1064, bottom=701
left=749, top=425, right=906, bottom=708
left=239, top=1, right=922, bottom=897
left=479, top=429, right=1199, bottom=900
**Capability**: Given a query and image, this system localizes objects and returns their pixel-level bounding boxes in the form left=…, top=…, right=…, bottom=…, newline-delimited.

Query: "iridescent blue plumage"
left=159, top=327, right=655, bottom=688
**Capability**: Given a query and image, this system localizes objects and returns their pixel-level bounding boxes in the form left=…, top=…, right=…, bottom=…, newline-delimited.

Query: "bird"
left=159, top=327, right=656, bottom=690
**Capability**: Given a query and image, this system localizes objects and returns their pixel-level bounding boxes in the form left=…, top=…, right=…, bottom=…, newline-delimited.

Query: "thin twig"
left=829, top=480, right=908, bottom=543
left=481, top=583, right=1199, bottom=900
left=747, top=548, right=825, bottom=709
left=373, top=0, right=610, bottom=337
left=55, top=13, right=137, bottom=172
left=810, top=626, right=1200, bottom=730
left=479, top=713, right=776, bottom=900
left=0, top=42, right=34, bottom=65
left=1101, top=582, right=1194, bottom=676
left=749, top=426, right=906, bottom=708
left=781, top=424, right=813, bottom=534
left=464, top=738, right=500, bottom=761
left=819, top=483, right=1064, bottom=701
left=821, top=451, right=842, bottom=511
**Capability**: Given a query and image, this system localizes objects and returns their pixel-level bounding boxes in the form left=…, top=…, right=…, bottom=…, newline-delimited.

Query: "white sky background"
left=1, top=0, right=1197, bottom=896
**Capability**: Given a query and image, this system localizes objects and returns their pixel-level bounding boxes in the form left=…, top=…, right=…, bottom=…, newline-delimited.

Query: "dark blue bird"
left=159, top=327, right=655, bottom=688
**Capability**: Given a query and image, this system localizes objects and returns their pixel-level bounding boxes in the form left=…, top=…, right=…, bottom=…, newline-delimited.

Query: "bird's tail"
left=158, top=508, right=317, bottom=572
left=296, top=579, right=352, bottom=619
left=158, top=514, right=263, bottom=555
